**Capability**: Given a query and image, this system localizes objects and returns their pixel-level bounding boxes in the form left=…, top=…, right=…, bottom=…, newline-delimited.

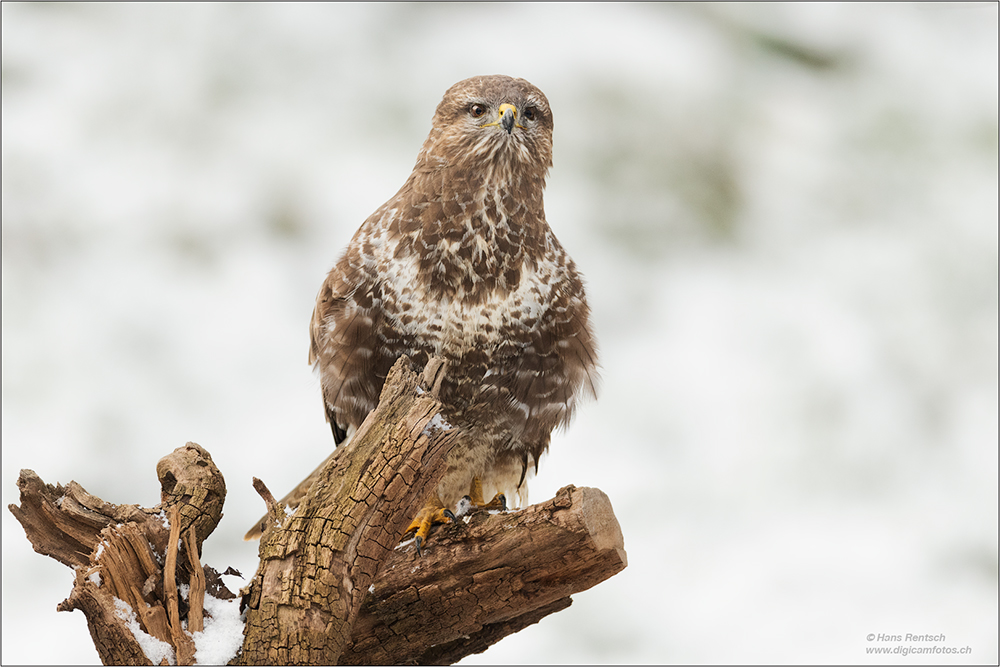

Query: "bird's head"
left=417, top=75, right=554, bottom=185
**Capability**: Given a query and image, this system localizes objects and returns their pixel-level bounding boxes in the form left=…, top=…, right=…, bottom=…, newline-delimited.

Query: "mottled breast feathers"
left=310, top=74, right=598, bottom=500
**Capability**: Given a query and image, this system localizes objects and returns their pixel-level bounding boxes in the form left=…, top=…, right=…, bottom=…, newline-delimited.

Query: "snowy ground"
left=3, top=4, right=997, bottom=664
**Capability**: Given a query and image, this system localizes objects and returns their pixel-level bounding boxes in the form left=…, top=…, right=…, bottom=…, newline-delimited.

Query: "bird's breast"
left=381, top=244, right=556, bottom=360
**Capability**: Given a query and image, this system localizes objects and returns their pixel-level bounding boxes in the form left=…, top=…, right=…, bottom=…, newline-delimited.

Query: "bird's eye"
left=469, top=104, right=487, bottom=118
left=523, top=106, right=538, bottom=121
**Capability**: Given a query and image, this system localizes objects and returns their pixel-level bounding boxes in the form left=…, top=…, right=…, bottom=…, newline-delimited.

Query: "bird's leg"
left=466, top=476, right=507, bottom=512
left=402, top=479, right=505, bottom=556
left=404, top=495, right=455, bottom=556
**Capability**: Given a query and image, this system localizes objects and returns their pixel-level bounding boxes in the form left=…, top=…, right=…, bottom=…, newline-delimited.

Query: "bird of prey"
left=246, top=75, right=598, bottom=551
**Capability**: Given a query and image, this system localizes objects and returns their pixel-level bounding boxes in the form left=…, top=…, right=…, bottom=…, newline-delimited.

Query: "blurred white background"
left=3, top=3, right=997, bottom=664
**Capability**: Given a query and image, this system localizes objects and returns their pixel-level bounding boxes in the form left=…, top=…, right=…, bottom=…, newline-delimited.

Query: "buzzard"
left=247, top=75, right=598, bottom=550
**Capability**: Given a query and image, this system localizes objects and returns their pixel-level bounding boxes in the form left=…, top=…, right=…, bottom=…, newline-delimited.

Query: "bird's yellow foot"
left=404, top=478, right=507, bottom=556
left=404, top=499, right=456, bottom=556
left=464, top=476, right=506, bottom=512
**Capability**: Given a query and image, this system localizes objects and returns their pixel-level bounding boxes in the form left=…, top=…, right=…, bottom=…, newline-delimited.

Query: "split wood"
left=10, top=357, right=627, bottom=665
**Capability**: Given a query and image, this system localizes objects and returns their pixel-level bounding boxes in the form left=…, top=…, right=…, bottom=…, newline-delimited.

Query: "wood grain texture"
left=237, top=356, right=458, bottom=665
left=9, top=359, right=626, bottom=665
left=9, top=443, right=229, bottom=666
left=342, top=484, right=626, bottom=665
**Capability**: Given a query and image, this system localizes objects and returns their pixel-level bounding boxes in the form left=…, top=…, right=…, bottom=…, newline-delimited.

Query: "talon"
left=401, top=482, right=509, bottom=554
left=481, top=492, right=506, bottom=512
left=404, top=497, right=454, bottom=554
left=463, top=478, right=508, bottom=513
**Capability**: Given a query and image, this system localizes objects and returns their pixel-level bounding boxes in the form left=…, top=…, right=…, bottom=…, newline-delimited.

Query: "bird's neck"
left=400, top=165, right=547, bottom=303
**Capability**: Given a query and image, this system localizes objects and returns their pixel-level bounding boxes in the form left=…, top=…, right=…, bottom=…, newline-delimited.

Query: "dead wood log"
left=10, top=356, right=627, bottom=665
left=342, top=484, right=627, bottom=665
left=9, top=443, right=234, bottom=666
left=238, top=355, right=626, bottom=664
left=236, top=356, right=460, bottom=664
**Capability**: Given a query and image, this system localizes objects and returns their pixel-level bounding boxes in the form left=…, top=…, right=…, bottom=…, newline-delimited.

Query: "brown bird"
left=246, top=75, right=598, bottom=551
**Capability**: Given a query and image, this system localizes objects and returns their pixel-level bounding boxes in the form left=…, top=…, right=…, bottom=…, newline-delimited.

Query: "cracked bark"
left=236, top=356, right=460, bottom=665
left=9, top=443, right=233, bottom=665
left=342, top=483, right=626, bottom=665
left=10, top=356, right=627, bottom=665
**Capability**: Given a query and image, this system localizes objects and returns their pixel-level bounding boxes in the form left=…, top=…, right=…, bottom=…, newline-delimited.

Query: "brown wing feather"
left=308, top=244, right=392, bottom=441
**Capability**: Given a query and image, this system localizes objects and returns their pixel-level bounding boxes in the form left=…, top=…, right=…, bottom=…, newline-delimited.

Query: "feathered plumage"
left=246, top=75, right=597, bottom=541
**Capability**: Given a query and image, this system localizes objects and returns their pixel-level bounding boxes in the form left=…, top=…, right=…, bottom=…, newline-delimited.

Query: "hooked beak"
left=499, top=103, right=517, bottom=134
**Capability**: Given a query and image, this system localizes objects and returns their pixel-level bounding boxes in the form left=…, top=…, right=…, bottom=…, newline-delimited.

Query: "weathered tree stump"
left=9, top=357, right=627, bottom=665
left=10, top=443, right=233, bottom=666
left=342, top=483, right=625, bottom=665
